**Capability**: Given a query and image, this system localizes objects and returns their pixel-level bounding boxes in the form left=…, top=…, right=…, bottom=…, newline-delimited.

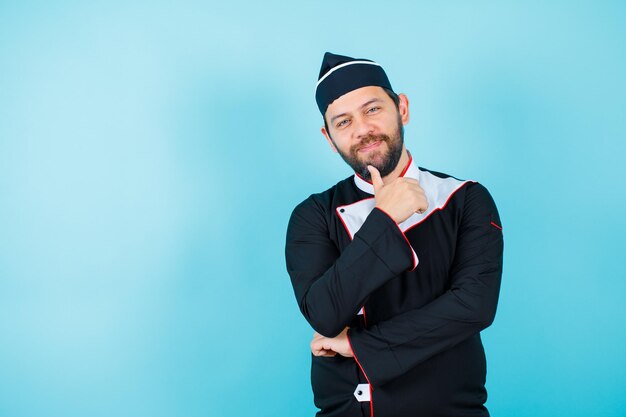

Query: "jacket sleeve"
left=347, top=183, right=504, bottom=387
left=285, top=198, right=414, bottom=337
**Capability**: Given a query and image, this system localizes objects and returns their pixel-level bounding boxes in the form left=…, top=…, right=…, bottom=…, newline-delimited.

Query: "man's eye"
left=336, top=119, right=349, bottom=128
left=367, top=107, right=380, bottom=113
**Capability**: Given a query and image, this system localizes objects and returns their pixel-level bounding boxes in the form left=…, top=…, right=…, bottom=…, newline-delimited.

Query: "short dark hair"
left=324, top=88, right=400, bottom=135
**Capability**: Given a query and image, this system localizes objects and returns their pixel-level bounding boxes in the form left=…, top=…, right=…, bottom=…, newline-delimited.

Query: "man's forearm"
left=287, top=206, right=414, bottom=337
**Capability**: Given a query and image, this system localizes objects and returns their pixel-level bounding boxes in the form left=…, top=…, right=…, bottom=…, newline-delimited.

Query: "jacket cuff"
left=347, top=330, right=372, bottom=386
left=347, top=326, right=403, bottom=388
left=361, top=208, right=418, bottom=271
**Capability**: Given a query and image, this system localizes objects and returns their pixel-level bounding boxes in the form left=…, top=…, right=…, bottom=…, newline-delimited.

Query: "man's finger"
left=311, top=339, right=337, bottom=357
left=367, top=165, right=384, bottom=192
left=313, top=348, right=337, bottom=357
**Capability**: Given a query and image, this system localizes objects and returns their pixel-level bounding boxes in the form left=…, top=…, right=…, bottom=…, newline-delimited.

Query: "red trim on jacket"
left=490, top=221, right=503, bottom=230
left=403, top=181, right=474, bottom=234
left=336, top=208, right=355, bottom=240
left=335, top=197, right=375, bottom=240
left=347, top=331, right=375, bottom=417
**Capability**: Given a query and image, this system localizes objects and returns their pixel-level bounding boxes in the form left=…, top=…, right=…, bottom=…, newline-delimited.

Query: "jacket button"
left=354, top=384, right=370, bottom=402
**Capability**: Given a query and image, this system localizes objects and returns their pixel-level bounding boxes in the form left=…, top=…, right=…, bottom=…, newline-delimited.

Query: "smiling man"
left=285, top=52, right=504, bottom=417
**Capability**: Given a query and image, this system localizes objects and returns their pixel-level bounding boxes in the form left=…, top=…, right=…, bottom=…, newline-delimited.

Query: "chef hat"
left=315, top=52, right=393, bottom=116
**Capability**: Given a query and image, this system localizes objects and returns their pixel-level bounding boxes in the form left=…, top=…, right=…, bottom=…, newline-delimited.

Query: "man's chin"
left=359, top=152, right=386, bottom=169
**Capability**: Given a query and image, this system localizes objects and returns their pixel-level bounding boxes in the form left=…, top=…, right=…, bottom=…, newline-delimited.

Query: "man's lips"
left=358, top=141, right=382, bottom=153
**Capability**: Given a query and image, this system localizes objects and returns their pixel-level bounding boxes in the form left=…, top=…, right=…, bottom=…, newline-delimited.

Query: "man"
left=285, top=52, right=504, bottom=417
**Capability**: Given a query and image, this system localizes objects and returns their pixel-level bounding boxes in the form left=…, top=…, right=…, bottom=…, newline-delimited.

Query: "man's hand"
left=311, top=327, right=354, bottom=358
left=368, top=165, right=428, bottom=223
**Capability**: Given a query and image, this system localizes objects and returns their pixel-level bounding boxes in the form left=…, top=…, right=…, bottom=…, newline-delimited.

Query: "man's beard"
left=334, top=116, right=404, bottom=182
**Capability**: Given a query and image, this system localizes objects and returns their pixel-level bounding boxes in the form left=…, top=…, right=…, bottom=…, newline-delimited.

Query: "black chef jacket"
left=285, top=156, right=504, bottom=417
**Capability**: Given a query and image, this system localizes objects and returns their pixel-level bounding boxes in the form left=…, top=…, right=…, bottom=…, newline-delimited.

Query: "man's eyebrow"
left=360, top=98, right=383, bottom=109
left=329, top=98, right=383, bottom=124
left=330, top=112, right=348, bottom=124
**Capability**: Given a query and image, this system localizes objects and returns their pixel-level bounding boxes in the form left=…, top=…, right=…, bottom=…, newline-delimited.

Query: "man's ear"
left=321, top=126, right=338, bottom=153
left=398, top=93, right=410, bottom=125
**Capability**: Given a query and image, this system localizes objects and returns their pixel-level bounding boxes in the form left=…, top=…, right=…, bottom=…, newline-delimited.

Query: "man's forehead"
left=325, top=86, right=388, bottom=118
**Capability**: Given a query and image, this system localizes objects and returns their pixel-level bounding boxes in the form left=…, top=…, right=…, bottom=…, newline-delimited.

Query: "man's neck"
left=382, top=147, right=410, bottom=185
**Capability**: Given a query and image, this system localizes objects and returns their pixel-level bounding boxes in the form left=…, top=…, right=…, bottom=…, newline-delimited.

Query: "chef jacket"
left=285, top=156, right=504, bottom=417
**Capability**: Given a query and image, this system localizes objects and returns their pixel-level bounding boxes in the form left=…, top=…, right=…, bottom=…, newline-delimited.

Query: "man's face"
left=322, top=86, right=409, bottom=181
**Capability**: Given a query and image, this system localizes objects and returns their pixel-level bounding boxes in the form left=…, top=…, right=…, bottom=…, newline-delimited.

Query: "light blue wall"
left=1, top=1, right=624, bottom=416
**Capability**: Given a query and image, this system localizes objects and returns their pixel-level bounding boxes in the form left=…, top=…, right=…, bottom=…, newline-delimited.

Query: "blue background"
left=1, top=1, right=625, bottom=416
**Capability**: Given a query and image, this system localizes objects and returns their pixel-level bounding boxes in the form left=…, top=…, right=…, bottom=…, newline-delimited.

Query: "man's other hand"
left=311, top=328, right=353, bottom=358
left=368, top=165, right=428, bottom=223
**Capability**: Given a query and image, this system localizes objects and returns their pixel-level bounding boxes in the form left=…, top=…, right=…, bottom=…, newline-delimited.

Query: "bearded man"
left=285, top=52, right=504, bottom=417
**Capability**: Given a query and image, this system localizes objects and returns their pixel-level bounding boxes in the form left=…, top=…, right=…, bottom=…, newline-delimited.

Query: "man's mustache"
left=352, top=134, right=390, bottom=153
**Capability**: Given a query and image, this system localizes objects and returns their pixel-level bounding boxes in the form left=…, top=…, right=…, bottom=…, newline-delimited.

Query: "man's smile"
left=357, top=140, right=382, bottom=153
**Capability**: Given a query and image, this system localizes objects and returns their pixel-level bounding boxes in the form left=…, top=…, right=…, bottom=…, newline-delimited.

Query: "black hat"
left=315, top=52, right=393, bottom=115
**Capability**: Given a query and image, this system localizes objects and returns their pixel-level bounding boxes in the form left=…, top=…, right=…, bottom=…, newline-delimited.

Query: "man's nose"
left=352, top=116, right=374, bottom=138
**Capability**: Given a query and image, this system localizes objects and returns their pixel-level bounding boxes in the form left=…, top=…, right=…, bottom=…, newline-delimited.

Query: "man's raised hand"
left=367, top=165, right=428, bottom=223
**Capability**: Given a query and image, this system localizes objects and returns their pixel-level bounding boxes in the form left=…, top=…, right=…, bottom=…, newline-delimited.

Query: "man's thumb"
left=367, top=165, right=384, bottom=191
